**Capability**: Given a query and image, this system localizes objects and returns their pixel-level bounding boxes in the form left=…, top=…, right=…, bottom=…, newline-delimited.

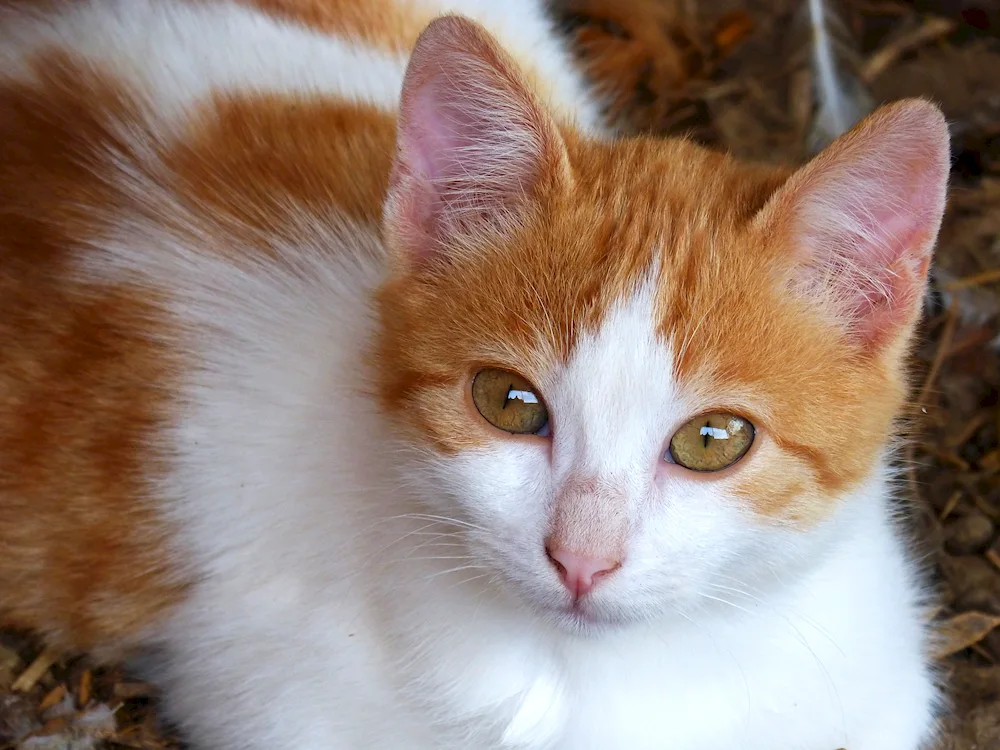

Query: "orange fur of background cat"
left=552, top=0, right=711, bottom=135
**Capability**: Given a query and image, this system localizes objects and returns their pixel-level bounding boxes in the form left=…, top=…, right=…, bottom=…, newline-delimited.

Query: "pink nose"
left=545, top=545, right=620, bottom=599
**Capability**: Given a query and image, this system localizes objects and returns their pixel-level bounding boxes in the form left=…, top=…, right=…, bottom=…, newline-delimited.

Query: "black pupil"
left=703, top=420, right=712, bottom=448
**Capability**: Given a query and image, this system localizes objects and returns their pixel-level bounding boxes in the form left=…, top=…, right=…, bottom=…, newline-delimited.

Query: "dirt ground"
left=2, top=1, right=1000, bottom=748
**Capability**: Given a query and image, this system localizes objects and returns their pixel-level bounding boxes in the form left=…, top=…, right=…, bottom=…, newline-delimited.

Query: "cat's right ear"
left=755, top=98, right=950, bottom=356
left=384, top=15, right=571, bottom=268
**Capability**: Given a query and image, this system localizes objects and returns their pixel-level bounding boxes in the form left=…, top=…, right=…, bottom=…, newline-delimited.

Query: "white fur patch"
left=0, top=0, right=408, bottom=122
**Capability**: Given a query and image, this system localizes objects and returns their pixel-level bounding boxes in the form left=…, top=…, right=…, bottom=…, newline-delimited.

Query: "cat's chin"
left=540, top=601, right=636, bottom=637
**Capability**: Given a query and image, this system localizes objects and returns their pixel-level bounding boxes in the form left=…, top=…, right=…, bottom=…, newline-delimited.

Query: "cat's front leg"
left=843, top=694, right=939, bottom=750
left=149, top=608, right=437, bottom=750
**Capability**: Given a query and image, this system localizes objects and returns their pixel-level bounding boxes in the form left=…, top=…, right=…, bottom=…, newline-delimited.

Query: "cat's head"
left=374, top=16, right=949, bottom=631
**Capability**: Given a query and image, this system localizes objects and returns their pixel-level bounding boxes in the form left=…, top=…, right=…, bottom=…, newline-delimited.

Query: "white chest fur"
left=350, top=484, right=935, bottom=750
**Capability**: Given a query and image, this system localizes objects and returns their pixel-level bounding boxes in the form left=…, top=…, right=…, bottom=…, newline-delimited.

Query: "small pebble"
left=946, top=513, right=997, bottom=555
left=945, top=555, right=1000, bottom=614
left=19, top=736, right=100, bottom=750
left=0, top=644, right=23, bottom=691
left=0, top=693, right=40, bottom=744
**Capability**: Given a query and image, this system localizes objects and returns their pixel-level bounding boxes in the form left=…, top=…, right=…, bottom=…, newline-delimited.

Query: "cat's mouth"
left=542, top=599, right=630, bottom=636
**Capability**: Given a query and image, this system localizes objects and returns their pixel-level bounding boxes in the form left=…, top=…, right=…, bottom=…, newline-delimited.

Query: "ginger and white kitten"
left=0, top=1, right=950, bottom=749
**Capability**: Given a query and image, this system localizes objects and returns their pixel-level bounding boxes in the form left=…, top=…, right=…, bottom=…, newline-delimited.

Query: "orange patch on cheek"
left=767, top=434, right=841, bottom=492
left=404, top=381, right=492, bottom=453
left=664, top=225, right=907, bottom=516
left=676, top=332, right=902, bottom=522
left=373, top=235, right=573, bottom=453
left=377, top=307, right=559, bottom=454
left=730, top=439, right=827, bottom=525
left=389, top=364, right=560, bottom=455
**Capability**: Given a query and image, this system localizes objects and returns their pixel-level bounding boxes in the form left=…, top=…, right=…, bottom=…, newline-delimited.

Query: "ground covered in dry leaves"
left=3, top=0, right=1000, bottom=747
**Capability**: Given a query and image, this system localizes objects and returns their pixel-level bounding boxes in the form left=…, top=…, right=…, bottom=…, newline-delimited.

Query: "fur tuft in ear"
left=384, top=15, right=570, bottom=267
left=760, top=98, right=950, bottom=353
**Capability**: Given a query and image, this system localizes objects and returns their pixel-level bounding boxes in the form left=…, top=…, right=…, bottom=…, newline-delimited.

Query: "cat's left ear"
left=384, top=15, right=571, bottom=268
left=758, top=99, right=950, bottom=354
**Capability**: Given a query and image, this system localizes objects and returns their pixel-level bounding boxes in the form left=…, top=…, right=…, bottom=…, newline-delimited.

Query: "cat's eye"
left=471, top=368, right=549, bottom=436
left=667, top=412, right=755, bottom=472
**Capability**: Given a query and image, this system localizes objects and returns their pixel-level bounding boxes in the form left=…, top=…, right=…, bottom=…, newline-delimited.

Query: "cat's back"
left=0, top=0, right=596, bottom=127
left=0, top=0, right=597, bottom=275
left=0, top=0, right=598, bottom=654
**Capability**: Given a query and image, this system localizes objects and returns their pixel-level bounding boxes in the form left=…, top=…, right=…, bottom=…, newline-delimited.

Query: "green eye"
left=472, top=368, right=549, bottom=435
left=668, top=413, right=755, bottom=472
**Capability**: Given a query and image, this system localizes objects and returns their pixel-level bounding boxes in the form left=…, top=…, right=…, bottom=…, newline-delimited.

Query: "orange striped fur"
left=0, top=56, right=187, bottom=654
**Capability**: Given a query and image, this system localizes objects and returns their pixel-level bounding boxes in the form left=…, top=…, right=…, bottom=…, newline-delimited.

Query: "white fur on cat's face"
left=404, top=281, right=804, bottom=633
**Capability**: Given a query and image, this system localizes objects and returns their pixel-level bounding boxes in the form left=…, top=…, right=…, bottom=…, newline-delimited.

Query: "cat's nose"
left=545, top=544, right=620, bottom=599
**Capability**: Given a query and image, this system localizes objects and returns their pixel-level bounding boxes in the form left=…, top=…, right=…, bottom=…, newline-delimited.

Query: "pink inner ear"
left=391, top=82, right=454, bottom=255
left=385, top=16, right=561, bottom=266
left=404, top=76, right=520, bottom=188
left=402, top=75, right=541, bottom=226
left=780, top=100, right=950, bottom=351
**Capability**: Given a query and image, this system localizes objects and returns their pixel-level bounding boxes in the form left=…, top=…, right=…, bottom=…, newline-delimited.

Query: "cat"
left=0, top=1, right=951, bottom=749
